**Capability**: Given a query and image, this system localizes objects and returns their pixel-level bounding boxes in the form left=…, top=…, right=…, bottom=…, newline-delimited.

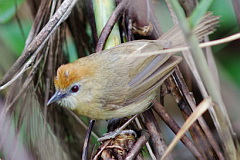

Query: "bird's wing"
left=101, top=55, right=181, bottom=110
left=108, top=41, right=181, bottom=105
left=98, top=41, right=181, bottom=110
left=125, top=56, right=181, bottom=105
left=100, top=39, right=172, bottom=78
left=96, top=40, right=172, bottom=110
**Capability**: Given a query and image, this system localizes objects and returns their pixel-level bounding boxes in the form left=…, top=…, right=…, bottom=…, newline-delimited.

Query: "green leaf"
left=0, top=0, right=25, bottom=23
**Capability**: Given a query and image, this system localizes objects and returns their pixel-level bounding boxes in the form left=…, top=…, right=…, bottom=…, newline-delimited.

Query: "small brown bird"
left=47, top=13, right=218, bottom=120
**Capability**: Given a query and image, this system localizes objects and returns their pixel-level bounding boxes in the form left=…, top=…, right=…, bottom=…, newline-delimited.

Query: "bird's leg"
left=98, top=114, right=139, bottom=142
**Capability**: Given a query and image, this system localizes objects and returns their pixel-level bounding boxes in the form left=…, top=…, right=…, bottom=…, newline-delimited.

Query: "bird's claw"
left=97, top=129, right=137, bottom=142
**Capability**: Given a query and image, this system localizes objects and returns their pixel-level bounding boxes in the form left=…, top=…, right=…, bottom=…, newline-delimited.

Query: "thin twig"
left=161, top=98, right=212, bottom=160
left=152, top=100, right=205, bottom=160
left=173, top=68, right=225, bottom=160
left=4, top=54, right=44, bottom=113
left=142, top=109, right=172, bottom=160
left=179, top=104, right=214, bottom=159
left=135, top=118, right=157, bottom=160
left=125, top=130, right=150, bottom=160
left=131, top=32, right=240, bottom=57
left=0, top=63, right=31, bottom=91
left=166, top=76, right=214, bottom=159
left=82, top=120, right=95, bottom=160
left=92, top=140, right=112, bottom=160
left=44, top=2, right=59, bottom=125
left=127, top=19, right=134, bottom=41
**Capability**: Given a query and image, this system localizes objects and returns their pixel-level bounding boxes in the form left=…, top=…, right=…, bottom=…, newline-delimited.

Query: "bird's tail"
left=158, top=12, right=219, bottom=48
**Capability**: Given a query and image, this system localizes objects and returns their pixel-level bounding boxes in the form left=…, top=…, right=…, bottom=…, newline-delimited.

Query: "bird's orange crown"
left=54, top=62, right=96, bottom=90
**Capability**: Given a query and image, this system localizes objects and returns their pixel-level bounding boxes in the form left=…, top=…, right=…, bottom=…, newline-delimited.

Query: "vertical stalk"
left=92, top=0, right=121, bottom=49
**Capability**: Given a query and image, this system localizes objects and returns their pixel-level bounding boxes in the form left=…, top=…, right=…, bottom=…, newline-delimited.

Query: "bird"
left=47, top=13, right=219, bottom=120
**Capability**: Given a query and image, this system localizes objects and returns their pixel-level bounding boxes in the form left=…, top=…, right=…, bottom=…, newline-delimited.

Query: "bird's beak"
left=47, top=90, right=68, bottom=105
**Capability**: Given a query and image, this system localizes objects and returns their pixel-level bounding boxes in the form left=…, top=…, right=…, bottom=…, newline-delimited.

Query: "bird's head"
left=47, top=62, right=96, bottom=109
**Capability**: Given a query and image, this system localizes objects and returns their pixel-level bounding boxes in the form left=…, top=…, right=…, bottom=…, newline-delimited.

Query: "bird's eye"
left=70, top=85, right=79, bottom=93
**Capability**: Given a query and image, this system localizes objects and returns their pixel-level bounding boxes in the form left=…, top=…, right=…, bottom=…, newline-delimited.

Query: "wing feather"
left=125, top=56, right=181, bottom=103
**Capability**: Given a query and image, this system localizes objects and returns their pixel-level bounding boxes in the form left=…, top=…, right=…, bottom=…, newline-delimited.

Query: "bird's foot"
left=98, top=114, right=139, bottom=142
left=98, top=129, right=137, bottom=142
